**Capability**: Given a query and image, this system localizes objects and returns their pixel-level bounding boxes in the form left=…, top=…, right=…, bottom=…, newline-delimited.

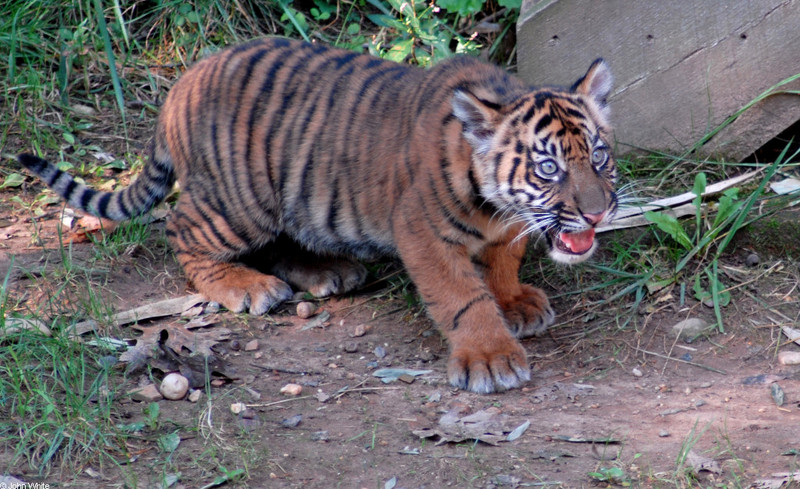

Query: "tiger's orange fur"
left=18, top=37, right=617, bottom=393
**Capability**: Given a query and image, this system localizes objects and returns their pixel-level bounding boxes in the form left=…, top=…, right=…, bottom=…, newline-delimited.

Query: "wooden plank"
left=517, top=0, right=800, bottom=159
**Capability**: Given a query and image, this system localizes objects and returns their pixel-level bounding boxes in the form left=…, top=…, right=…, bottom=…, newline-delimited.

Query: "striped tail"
left=17, top=153, right=175, bottom=221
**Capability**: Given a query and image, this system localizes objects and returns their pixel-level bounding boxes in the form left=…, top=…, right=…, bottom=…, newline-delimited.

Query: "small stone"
left=659, top=430, right=670, bottom=438
left=230, top=402, right=247, bottom=414
left=296, top=301, right=317, bottom=319
left=280, top=383, right=303, bottom=396
left=311, top=430, right=329, bottom=442
left=771, top=383, right=785, bottom=406
left=244, top=339, right=259, bottom=351
left=374, top=346, right=387, bottom=358
left=97, top=355, right=118, bottom=369
left=344, top=341, right=359, bottom=353
left=244, top=386, right=262, bottom=401
left=745, top=252, right=760, bottom=267
left=188, top=389, right=202, bottom=403
left=632, top=367, right=643, bottom=377
left=129, top=384, right=163, bottom=402
left=398, top=374, right=415, bottom=384
left=351, top=323, right=371, bottom=337
left=160, top=373, right=189, bottom=400
left=230, top=339, right=241, bottom=351
left=778, top=351, right=800, bottom=365
left=670, top=318, right=709, bottom=342
left=281, top=414, right=302, bottom=427
left=418, top=349, right=436, bottom=362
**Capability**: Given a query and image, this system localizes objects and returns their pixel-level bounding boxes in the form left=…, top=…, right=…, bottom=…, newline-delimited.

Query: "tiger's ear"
left=572, top=59, right=613, bottom=113
left=452, top=89, right=502, bottom=155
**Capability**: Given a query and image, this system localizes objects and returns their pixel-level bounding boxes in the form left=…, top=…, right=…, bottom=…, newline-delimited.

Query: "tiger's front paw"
left=447, top=334, right=530, bottom=394
left=500, top=284, right=555, bottom=338
left=200, top=266, right=293, bottom=315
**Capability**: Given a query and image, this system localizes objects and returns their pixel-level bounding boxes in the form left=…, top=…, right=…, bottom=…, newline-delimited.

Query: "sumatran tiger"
left=18, top=37, right=617, bottom=394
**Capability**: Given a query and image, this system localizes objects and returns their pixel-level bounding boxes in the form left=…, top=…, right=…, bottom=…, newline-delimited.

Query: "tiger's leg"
left=395, top=224, right=530, bottom=394
left=167, top=197, right=293, bottom=315
left=479, top=233, right=555, bottom=338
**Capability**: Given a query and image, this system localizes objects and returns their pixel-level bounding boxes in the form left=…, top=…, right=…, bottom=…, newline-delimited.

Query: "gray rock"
left=670, top=318, right=710, bottom=342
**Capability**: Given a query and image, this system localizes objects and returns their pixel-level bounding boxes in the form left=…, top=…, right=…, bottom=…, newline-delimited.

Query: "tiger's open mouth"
left=549, top=228, right=596, bottom=256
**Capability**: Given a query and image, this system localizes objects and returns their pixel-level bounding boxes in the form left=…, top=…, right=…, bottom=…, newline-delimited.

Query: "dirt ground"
left=2, top=195, right=800, bottom=488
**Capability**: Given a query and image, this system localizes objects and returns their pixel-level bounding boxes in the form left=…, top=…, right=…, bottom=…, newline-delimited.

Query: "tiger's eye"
left=539, top=160, right=558, bottom=176
left=591, top=148, right=607, bottom=165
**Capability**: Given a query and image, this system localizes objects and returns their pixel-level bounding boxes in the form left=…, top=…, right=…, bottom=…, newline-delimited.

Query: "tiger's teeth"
left=559, top=229, right=595, bottom=254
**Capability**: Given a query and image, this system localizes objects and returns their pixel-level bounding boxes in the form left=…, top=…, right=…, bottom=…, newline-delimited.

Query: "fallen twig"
left=625, top=341, right=727, bottom=375
left=69, top=293, right=206, bottom=337
left=598, top=170, right=761, bottom=233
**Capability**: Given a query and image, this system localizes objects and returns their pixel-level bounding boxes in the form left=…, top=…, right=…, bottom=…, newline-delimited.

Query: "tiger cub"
left=18, top=37, right=617, bottom=394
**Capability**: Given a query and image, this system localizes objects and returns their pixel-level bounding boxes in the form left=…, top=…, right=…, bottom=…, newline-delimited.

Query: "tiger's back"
left=158, top=38, right=529, bottom=259
left=19, top=37, right=618, bottom=394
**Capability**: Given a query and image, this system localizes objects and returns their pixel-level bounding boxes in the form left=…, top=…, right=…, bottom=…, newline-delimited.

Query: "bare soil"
left=2, top=194, right=800, bottom=489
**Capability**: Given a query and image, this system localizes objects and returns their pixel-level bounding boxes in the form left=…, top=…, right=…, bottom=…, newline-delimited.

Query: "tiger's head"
left=453, top=59, right=617, bottom=265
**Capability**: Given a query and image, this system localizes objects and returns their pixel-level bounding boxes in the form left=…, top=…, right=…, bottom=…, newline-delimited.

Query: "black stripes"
left=452, top=293, right=493, bottom=330
left=17, top=154, right=48, bottom=174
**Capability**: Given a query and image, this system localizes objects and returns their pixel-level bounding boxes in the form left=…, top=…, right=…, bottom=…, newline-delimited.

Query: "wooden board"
left=516, top=0, right=800, bottom=159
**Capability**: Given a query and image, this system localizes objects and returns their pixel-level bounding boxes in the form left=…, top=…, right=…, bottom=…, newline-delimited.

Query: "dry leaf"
left=413, top=408, right=528, bottom=446
left=120, top=321, right=230, bottom=365
left=67, top=215, right=118, bottom=243
left=685, top=450, right=721, bottom=475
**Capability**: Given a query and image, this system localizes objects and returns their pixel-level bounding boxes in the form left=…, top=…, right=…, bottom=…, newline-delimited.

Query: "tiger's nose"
left=582, top=211, right=606, bottom=226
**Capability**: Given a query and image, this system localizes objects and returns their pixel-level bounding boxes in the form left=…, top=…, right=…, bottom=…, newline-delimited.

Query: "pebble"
left=344, top=341, right=359, bottom=353
left=230, top=402, right=247, bottom=414
left=311, top=431, right=329, bottom=442
left=230, top=339, right=241, bottom=351
left=128, top=384, right=163, bottom=402
left=778, top=351, right=800, bottom=365
left=188, top=389, right=202, bottom=403
left=296, top=301, right=317, bottom=319
left=351, top=323, right=371, bottom=337
left=632, top=367, right=643, bottom=377
left=280, top=383, right=303, bottom=396
left=160, top=373, right=189, bottom=400
left=374, top=346, right=387, bottom=358
left=281, top=414, right=302, bottom=428
left=670, top=317, right=709, bottom=342
left=745, top=252, right=760, bottom=267
left=658, top=430, right=670, bottom=437
left=244, top=339, right=259, bottom=351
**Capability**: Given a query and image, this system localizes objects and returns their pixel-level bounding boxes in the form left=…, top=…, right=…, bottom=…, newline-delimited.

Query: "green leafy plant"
left=643, top=148, right=788, bottom=330
left=368, top=0, right=480, bottom=66
left=588, top=466, right=630, bottom=486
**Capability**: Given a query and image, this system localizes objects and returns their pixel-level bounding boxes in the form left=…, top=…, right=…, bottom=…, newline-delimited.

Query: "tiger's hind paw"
left=272, top=258, right=367, bottom=298
left=500, top=284, right=555, bottom=338
left=447, top=336, right=530, bottom=394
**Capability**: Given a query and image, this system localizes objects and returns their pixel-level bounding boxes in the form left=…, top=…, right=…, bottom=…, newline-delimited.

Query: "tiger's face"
left=453, top=60, right=617, bottom=264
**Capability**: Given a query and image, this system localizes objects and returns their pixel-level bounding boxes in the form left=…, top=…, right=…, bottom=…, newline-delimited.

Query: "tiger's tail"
left=17, top=150, right=175, bottom=221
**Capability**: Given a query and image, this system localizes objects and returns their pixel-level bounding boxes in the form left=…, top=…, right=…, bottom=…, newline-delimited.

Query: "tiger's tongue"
left=559, top=229, right=596, bottom=254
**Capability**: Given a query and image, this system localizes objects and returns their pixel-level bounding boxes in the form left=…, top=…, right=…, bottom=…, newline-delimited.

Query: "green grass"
left=0, top=311, right=124, bottom=477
